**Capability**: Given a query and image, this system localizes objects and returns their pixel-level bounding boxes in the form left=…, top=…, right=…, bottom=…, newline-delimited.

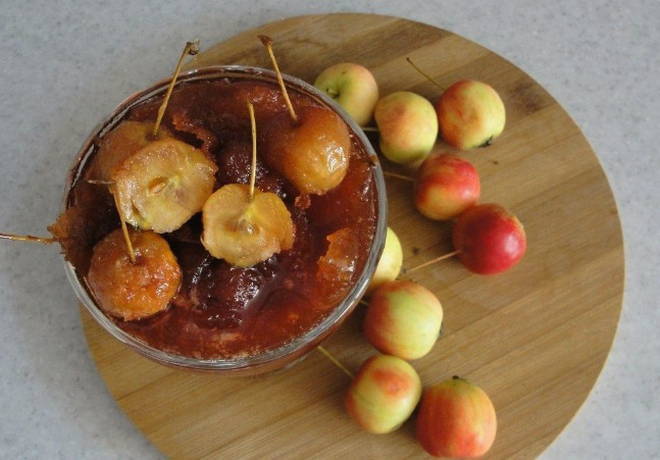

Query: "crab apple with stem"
left=407, top=57, right=506, bottom=150
left=201, top=100, right=294, bottom=267
left=405, top=204, right=526, bottom=275
left=259, top=35, right=351, bottom=195
left=452, top=203, right=526, bottom=275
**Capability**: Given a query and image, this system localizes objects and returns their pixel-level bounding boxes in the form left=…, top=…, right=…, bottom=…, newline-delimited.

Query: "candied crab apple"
left=262, top=105, right=351, bottom=195
left=112, top=138, right=218, bottom=233
left=90, top=121, right=172, bottom=182
left=87, top=228, right=182, bottom=321
left=201, top=184, right=295, bottom=267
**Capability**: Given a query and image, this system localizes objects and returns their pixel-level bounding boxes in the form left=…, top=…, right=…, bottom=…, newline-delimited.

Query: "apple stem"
left=406, top=57, right=445, bottom=91
left=405, top=250, right=460, bottom=274
left=362, top=126, right=379, bottom=132
left=258, top=35, right=298, bottom=124
left=111, top=187, right=136, bottom=264
left=153, top=40, right=201, bottom=138
left=383, top=171, right=415, bottom=182
left=317, top=345, right=354, bottom=379
left=246, top=100, right=257, bottom=201
left=0, top=232, right=56, bottom=244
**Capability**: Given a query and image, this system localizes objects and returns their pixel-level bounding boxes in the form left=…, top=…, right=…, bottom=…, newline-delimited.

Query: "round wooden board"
left=81, top=13, right=624, bottom=459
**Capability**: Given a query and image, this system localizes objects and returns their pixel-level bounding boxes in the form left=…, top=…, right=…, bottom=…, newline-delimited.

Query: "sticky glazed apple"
left=54, top=73, right=379, bottom=359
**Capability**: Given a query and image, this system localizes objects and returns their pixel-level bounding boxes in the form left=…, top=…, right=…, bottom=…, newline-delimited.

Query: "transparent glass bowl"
left=63, top=65, right=387, bottom=375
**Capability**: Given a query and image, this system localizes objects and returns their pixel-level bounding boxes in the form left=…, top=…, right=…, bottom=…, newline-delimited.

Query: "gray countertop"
left=1, top=1, right=658, bottom=458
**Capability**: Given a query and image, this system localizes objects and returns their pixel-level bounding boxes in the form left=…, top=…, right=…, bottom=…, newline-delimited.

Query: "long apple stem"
left=362, top=126, right=379, bottom=132
left=258, top=35, right=298, bottom=123
left=405, top=250, right=460, bottom=274
left=406, top=57, right=445, bottom=91
left=0, top=232, right=56, bottom=244
left=383, top=171, right=415, bottom=182
left=111, top=188, right=136, bottom=264
left=246, top=100, right=257, bottom=201
left=317, top=346, right=354, bottom=379
left=153, top=40, right=201, bottom=138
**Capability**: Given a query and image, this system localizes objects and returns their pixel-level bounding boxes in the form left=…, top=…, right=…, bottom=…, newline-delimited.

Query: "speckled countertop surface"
left=0, top=1, right=658, bottom=458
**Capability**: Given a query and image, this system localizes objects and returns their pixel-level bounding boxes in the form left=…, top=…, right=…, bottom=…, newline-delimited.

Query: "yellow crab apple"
left=367, top=227, right=403, bottom=293
left=314, top=62, right=379, bottom=126
left=364, top=280, right=443, bottom=360
left=436, top=80, right=505, bottom=150
left=345, top=354, right=422, bottom=434
left=374, top=91, right=438, bottom=165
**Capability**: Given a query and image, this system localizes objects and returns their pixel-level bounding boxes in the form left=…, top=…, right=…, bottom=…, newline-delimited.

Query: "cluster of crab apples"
left=313, top=60, right=529, bottom=457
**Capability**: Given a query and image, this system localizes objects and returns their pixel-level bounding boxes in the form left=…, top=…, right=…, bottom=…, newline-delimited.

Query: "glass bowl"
left=62, top=65, right=387, bottom=375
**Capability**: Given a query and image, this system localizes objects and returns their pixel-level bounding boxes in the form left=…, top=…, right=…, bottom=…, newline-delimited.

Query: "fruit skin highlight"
left=367, top=227, right=403, bottom=293
left=436, top=80, right=505, bottom=150
left=416, top=376, right=497, bottom=458
left=364, top=280, right=443, bottom=360
left=452, top=203, right=527, bottom=275
left=374, top=91, right=438, bottom=165
left=345, top=354, right=422, bottom=434
left=314, top=62, right=379, bottom=126
left=414, top=153, right=480, bottom=221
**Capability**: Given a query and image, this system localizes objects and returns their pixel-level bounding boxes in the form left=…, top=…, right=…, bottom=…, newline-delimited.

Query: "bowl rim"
left=63, top=65, right=387, bottom=372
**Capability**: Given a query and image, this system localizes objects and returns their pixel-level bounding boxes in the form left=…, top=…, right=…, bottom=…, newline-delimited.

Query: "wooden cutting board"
left=80, top=13, right=624, bottom=459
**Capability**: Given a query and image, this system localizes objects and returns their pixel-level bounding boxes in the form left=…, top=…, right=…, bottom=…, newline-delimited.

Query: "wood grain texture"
left=80, top=13, right=624, bottom=459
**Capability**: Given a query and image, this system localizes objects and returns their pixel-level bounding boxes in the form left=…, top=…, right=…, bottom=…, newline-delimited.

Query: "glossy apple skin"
left=367, top=227, right=403, bottom=294
left=436, top=80, right=505, bottom=150
left=345, top=354, right=422, bottom=434
left=374, top=91, right=438, bottom=164
left=414, top=153, right=480, bottom=221
left=452, top=203, right=526, bottom=275
left=262, top=105, right=350, bottom=195
left=364, top=280, right=443, bottom=360
left=314, top=62, right=379, bottom=126
left=416, top=376, right=497, bottom=458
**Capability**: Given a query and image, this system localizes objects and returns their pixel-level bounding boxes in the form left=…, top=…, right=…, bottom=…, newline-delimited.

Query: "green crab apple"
left=314, top=62, right=379, bottom=126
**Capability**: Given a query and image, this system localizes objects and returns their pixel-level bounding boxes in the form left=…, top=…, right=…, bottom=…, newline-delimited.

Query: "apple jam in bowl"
left=60, top=66, right=387, bottom=374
